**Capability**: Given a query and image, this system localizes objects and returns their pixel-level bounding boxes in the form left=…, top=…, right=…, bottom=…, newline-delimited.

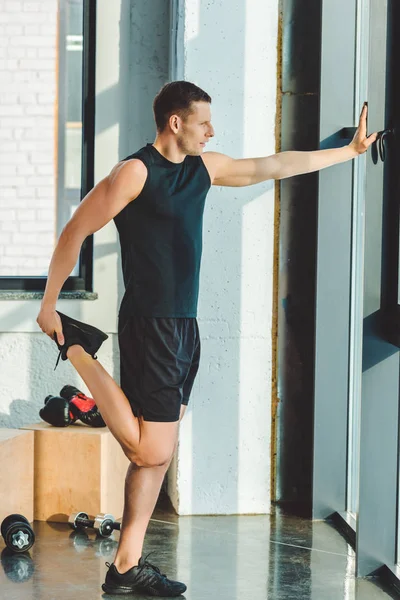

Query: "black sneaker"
left=53, top=311, right=108, bottom=371
left=102, top=553, right=187, bottom=596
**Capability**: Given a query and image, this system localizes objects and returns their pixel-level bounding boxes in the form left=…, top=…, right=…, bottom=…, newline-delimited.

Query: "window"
left=0, top=0, right=95, bottom=292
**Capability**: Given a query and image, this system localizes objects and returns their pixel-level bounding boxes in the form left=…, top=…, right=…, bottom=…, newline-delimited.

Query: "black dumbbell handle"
left=75, top=515, right=121, bottom=531
left=76, top=516, right=95, bottom=529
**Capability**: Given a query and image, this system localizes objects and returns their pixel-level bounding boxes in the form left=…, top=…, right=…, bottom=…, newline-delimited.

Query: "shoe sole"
left=101, top=583, right=137, bottom=595
left=57, top=311, right=109, bottom=341
left=101, top=583, right=185, bottom=597
left=54, top=312, right=109, bottom=367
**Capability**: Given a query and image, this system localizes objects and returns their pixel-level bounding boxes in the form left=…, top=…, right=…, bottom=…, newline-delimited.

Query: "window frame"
left=0, top=0, right=96, bottom=293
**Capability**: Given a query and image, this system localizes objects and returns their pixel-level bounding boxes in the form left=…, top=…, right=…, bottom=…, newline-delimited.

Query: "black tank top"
left=114, top=144, right=211, bottom=319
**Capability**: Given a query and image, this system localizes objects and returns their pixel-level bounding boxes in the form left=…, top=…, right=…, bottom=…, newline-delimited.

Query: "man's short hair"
left=153, top=81, right=211, bottom=132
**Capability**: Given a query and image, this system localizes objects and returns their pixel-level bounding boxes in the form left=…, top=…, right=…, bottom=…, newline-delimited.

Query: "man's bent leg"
left=66, top=345, right=178, bottom=466
left=114, top=405, right=186, bottom=573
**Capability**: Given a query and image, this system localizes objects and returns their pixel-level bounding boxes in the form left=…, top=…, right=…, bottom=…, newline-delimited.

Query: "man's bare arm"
left=39, top=159, right=146, bottom=319
left=203, top=145, right=360, bottom=186
left=202, top=104, right=378, bottom=187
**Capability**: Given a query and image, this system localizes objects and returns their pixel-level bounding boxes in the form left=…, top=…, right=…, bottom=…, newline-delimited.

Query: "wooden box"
left=0, top=429, right=34, bottom=524
left=21, top=422, right=130, bottom=523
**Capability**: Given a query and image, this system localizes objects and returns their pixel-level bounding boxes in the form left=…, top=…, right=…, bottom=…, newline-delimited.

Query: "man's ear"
left=169, top=114, right=180, bottom=133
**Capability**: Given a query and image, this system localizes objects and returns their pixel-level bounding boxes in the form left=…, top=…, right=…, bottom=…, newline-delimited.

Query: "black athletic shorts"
left=118, top=316, right=201, bottom=422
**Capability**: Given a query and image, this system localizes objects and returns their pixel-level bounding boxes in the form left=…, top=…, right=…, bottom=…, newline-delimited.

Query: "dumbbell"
left=1, top=515, right=35, bottom=553
left=68, top=512, right=121, bottom=538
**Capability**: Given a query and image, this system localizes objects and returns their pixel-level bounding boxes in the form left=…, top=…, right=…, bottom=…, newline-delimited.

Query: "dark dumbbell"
left=68, top=512, right=121, bottom=538
left=1, top=515, right=35, bottom=553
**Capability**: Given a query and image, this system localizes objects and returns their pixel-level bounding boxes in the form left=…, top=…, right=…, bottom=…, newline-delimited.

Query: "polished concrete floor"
left=0, top=505, right=399, bottom=599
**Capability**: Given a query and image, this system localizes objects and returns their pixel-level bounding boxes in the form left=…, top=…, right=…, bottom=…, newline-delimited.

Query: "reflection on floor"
left=0, top=504, right=398, bottom=599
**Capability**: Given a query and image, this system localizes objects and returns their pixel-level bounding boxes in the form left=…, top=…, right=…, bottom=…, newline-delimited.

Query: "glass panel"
left=0, top=0, right=84, bottom=277
left=58, top=0, right=84, bottom=276
left=346, top=0, right=369, bottom=518
left=397, top=362, right=400, bottom=564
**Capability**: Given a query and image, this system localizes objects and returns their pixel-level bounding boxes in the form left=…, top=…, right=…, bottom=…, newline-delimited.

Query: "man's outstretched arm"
left=203, top=104, right=378, bottom=187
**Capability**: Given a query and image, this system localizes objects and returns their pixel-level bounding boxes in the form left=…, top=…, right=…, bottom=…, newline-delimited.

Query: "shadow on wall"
left=0, top=243, right=119, bottom=429
left=0, top=400, right=39, bottom=429
left=0, top=328, right=91, bottom=429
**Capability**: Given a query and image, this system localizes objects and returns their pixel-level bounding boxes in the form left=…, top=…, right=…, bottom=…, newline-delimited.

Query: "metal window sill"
left=379, top=564, right=400, bottom=596
left=0, top=291, right=98, bottom=301
left=380, top=305, right=400, bottom=348
left=329, top=511, right=356, bottom=550
left=331, top=514, right=400, bottom=596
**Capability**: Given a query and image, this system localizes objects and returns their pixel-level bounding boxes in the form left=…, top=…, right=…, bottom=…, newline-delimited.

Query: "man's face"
left=175, top=101, right=214, bottom=155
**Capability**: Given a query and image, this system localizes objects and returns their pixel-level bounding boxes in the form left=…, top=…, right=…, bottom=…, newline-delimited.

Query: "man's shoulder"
left=108, top=157, right=148, bottom=192
left=114, top=145, right=152, bottom=178
left=200, top=151, right=233, bottom=185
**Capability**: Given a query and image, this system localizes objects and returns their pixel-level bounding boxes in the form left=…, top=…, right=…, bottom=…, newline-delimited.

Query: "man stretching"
left=37, top=81, right=377, bottom=596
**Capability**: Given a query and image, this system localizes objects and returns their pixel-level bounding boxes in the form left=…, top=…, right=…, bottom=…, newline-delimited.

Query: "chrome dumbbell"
left=68, top=512, right=121, bottom=538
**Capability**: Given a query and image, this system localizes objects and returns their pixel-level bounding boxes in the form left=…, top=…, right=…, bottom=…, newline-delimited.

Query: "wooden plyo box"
left=21, top=423, right=130, bottom=523
left=0, top=429, right=34, bottom=524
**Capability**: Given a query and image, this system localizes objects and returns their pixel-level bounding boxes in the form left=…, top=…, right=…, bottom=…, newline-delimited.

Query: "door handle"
left=339, top=127, right=395, bottom=162
left=376, top=128, right=394, bottom=162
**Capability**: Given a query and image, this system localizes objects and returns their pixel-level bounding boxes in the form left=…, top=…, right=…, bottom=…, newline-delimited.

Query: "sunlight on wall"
left=184, top=0, right=200, bottom=42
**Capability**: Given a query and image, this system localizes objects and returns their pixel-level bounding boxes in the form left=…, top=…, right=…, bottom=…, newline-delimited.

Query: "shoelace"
left=53, top=319, right=97, bottom=371
left=141, top=552, right=167, bottom=578
left=105, top=551, right=166, bottom=577
left=104, top=556, right=166, bottom=578
left=54, top=350, right=62, bottom=371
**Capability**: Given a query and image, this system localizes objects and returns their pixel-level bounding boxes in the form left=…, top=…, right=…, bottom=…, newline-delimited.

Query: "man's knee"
left=131, top=450, right=174, bottom=468
left=121, top=417, right=179, bottom=467
left=122, top=443, right=175, bottom=468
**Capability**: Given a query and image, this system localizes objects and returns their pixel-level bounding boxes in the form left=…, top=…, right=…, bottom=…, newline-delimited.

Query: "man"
left=36, top=80, right=377, bottom=596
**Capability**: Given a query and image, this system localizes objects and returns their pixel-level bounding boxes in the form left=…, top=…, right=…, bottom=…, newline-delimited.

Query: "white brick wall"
left=0, top=0, right=58, bottom=276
